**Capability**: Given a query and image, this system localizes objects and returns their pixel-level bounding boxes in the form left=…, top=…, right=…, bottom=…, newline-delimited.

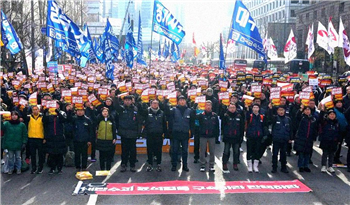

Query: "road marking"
left=87, top=194, right=98, bottom=205
left=214, top=155, right=223, bottom=172
left=87, top=160, right=121, bottom=205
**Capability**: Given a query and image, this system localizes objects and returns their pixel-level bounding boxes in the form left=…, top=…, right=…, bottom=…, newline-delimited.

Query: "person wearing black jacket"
left=70, top=108, right=94, bottom=172
left=84, top=101, right=97, bottom=162
left=42, top=103, right=67, bottom=174
left=318, top=107, right=339, bottom=173
left=142, top=100, right=167, bottom=172
left=168, top=95, right=195, bottom=172
left=205, top=88, right=220, bottom=144
left=269, top=106, right=293, bottom=173
left=197, top=100, right=219, bottom=172
left=245, top=104, right=268, bottom=173
left=221, top=103, right=244, bottom=173
left=115, top=95, right=142, bottom=172
left=294, top=106, right=318, bottom=173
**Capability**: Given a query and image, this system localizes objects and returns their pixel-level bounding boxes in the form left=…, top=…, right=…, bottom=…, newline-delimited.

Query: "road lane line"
left=87, top=194, right=98, bottom=205
left=87, top=160, right=121, bottom=205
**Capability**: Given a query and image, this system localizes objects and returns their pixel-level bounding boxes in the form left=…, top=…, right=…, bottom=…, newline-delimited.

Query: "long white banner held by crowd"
left=76, top=180, right=312, bottom=195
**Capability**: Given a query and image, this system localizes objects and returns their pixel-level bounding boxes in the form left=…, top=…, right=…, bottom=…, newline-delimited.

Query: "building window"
left=291, top=0, right=299, bottom=4
left=283, top=10, right=285, bottom=18
left=302, top=0, right=309, bottom=4
left=313, top=10, right=317, bottom=18
left=340, top=2, right=345, bottom=13
left=291, top=10, right=296, bottom=17
left=306, top=13, right=309, bottom=21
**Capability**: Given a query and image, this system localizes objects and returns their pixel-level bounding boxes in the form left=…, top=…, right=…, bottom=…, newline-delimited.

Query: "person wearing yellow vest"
left=95, top=107, right=117, bottom=171
left=23, top=105, right=45, bottom=174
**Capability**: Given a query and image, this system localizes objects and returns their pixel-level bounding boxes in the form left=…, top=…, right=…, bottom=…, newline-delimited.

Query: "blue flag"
left=95, top=36, right=104, bottom=63
left=170, top=41, right=179, bottom=63
left=1, top=10, right=23, bottom=54
left=136, top=11, right=147, bottom=66
left=152, top=0, right=185, bottom=45
left=84, top=24, right=97, bottom=64
left=125, top=15, right=136, bottom=68
left=104, top=19, right=115, bottom=80
left=47, top=0, right=91, bottom=64
left=219, top=34, right=226, bottom=70
left=158, top=41, right=161, bottom=58
left=229, top=0, right=266, bottom=61
left=163, top=39, right=169, bottom=58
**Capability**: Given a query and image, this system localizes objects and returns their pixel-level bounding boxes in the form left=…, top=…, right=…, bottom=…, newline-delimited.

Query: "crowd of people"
left=1, top=62, right=350, bottom=176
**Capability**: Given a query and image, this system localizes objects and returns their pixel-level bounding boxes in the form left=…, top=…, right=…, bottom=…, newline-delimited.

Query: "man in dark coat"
left=43, top=103, right=67, bottom=174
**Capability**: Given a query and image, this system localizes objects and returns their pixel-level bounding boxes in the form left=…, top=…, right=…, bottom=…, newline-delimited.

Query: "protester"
left=333, top=100, right=348, bottom=164
left=115, top=95, right=142, bottom=172
left=168, top=95, right=195, bottom=172
left=269, top=106, right=292, bottom=173
left=197, top=100, right=219, bottom=172
left=245, top=104, right=268, bottom=173
left=95, top=107, right=117, bottom=171
left=221, top=103, right=244, bottom=173
left=43, top=102, right=67, bottom=174
left=1, top=111, right=28, bottom=175
left=23, top=105, right=45, bottom=174
left=294, top=106, right=318, bottom=173
left=318, top=106, right=339, bottom=173
left=142, top=100, right=167, bottom=172
left=70, top=108, right=94, bottom=172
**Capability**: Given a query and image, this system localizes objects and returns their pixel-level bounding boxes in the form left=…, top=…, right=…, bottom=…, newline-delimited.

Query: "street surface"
left=1, top=141, right=349, bottom=205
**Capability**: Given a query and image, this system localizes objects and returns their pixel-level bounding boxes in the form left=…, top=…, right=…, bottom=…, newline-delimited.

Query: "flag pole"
left=224, top=0, right=235, bottom=69
left=149, top=0, right=155, bottom=83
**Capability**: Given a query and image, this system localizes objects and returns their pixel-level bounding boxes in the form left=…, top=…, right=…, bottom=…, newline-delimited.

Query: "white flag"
left=263, top=32, right=269, bottom=52
left=268, top=38, right=278, bottom=60
left=339, top=17, right=350, bottom=66
left=317, top=21, right=332, bottom=54
left=284, top=30, right=297, bottom=63
left=328, top=17, right=339, bottom=53
left=306, top=24, right=315, bottom=59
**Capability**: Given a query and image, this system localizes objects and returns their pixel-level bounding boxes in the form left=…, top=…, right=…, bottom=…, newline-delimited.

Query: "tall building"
left=237, top=0, right=312, bottom=59
left=296, top=0, right=350, bottom=73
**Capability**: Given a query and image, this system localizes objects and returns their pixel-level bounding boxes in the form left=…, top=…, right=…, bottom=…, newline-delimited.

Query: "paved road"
left=1, top=141, right=349, bottom=205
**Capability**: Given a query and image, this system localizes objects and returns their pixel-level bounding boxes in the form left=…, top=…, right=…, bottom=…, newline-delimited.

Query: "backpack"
left=64, top=151, right=75, bottom=167
left=246, top=113, right=264, bottom=130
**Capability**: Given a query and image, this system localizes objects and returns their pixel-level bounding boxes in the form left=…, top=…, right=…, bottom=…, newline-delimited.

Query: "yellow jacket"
left=28, top=114, right=44, bottom=139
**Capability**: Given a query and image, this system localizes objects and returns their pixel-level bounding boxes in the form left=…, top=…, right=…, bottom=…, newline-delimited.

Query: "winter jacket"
left=270, top=115, right=292, bottom=143
left=197, top=111, right=219, bottom=138
left=168, top=105, right=195, bottom=139
left=294, top=113, right=318, bottom=154
left=95, top=115, right=117, bottom=152
left=221, top=111, right=244, bottom=144
left=143, top=108, right=167, bottom=136
left=116, top=104, right=142, bottom=139
left=245, top=112, right=267, bottom=139
left=72, top=115, right=94, bottom=143
left=42, top=109, right=67, bottom=155
left=318, top=111, right=339, bottom=151
left=1, top=121, right=28, bottom=151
